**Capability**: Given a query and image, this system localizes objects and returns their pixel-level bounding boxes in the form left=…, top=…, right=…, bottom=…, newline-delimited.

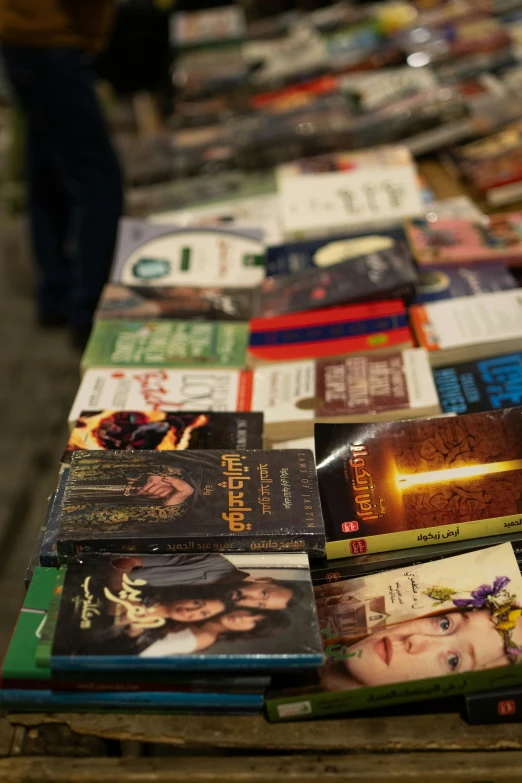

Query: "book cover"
left=410, top=291, right=522, bottom=367
left=265, top=543, right=522, bottom=720
left=63, top=411, right=264, bottom=462
left=172, top=6, right=246, bottom=48
left=110, top=220, right=265, bottom=289
left=82, top=320, right=249, bottom=372
left=452, top=120, right=522, bottom=193
left=315, top=408, right=522, bottom=560
left=39, top=468, right=69, bottom=566
left=264, top=227, right=412, bottom=278
left=96, top=284, right=260, bottom=322
left=68, top=368, right=254, bottom=428
left=413, top=264, right=517, bottom=305
left=248, top=303, right=414, bottom=365
left=434, top=353, right=522, bottom=416
left=57, top=450, right=325, bottom=558
left=260, top=242, right=418, bottom=317
left=50, top=553, right=323, bottom=671
left=406, top=214, right=522, bottom=266
left=465, top=687, right=522, bottom=724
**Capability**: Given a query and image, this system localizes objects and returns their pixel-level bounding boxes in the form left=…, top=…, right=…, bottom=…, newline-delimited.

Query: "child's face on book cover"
left=344, top=610, right=515, bottom=687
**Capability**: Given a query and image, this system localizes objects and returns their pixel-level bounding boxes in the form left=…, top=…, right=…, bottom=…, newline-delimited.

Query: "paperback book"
left=248, top=303, right=414, bottom=366
left=39, top=468, right=69, bottom=567
left=56, top=450, right=325, bottom=558
left=96, top=283, right=260, bottom=322
left=110, top=220, right=265, bottom=289
left=265, top=543, right=522, bottom=720
left=254, top=349, right=439, bottom=442
left=49, top=553, right=323, bottom=671
left=260, top=239, right=418, bottom=317
left=315, top=408, right=522, bottom=560
left=68, top=368, right=254, bottom=429
left=406, top=214, right=522, bottom=266
left=410, top=291, right=522, bottom=367
left=465, top=687, right=522, bottom=724
left=434, top=353, right=522, bottom=415
left=413, top=264, right=517, bottom=305
left=81, top=320, right=249, bottom=373
left=63, top=411, right=264, bottom=462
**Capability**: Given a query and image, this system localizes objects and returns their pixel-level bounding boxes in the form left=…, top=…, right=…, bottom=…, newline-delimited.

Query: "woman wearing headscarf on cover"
left=0, top=0, right=123, bottom=347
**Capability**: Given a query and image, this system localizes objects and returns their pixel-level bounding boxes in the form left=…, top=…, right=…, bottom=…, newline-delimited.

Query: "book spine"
left=465, top=688, right=522, bottom=724
left=249, top=313, right=410, bottom=347
left=325, top=513, right=522, bottom=560
left=58, top=534, right=326, bottom=560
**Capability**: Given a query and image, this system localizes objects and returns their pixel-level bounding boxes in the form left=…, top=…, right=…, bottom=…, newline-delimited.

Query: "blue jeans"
left=2, top=46, right=123, bottom=326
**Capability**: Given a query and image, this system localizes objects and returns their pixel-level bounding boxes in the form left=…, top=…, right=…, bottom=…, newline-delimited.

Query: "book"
left=96, top=283, right=260, bottom=322
left=424, top=196, right=484, bottom=221
left=413, top=264, right=517, bottom=305
left=276, top=146, right=425, bottom=239
left=261, top=239, right=418, bottom=316
left=171, top=7, right=246, bottom=48
left=56, top=450, right=325, bottom=558
left=315, top=408, right=522, bottom=560
left=253, top=349, right=439, bottom=442
left=39, top=468, right=69, bottom=567
left=410, top=291, right=522, bottom=367
left=49, top=553, right=323, bottom=671
left=465, top=687, right=522, bottom=724
left=68, top=368, right=253, bottom=430
left=81, top=320, right=249, bottom=373
left=434, top=353, right=522, bottom=415
left=264, top=227, right=414, bottom=278
left=248, top=303, right=414, bottom=367
left=110, top=220, right=265, bottom=290
left=265, top=543, right=522, bottom=720
left=63, top=411, right=264, bottom=462
left=406, top=214, right=522, bottom=266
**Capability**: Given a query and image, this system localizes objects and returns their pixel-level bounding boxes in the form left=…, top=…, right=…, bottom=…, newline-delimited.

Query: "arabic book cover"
left=62, top=411, right=264, bottom=463
left=49, top=552, right=323, bottom=671
left=57, top=450, right=325, bottom=558
left=266, top=542, right=522, bottom=720
left=315, top=408, right=522, bottom=559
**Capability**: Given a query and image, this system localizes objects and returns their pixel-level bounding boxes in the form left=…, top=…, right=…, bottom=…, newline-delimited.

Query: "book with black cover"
left=49, top=552, right=323, bottom=671
left=57, top=450, right=325, bottom=558
left=39, top=469, right=69, bottom=567
left=465, top=687, right=522, bottom=724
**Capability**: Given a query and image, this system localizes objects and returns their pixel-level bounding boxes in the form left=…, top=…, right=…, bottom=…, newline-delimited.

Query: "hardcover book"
left=265, top=543, right=522, bottom=720
left=260, top=239, right=418, bottom=317
left=63, top=411, right=264, bottom=462
left=434, top=353, right=522, bottom=415
left=81, top=320, right=249, bottom=373
left=410, top=291, right=522, bottom=367
left=406, top=214, right=522, bottom=266
left=316, top=408, right=522, bottom=559
left=248, top=303, right=414, bottom=366
left=68, top=368, right=254, bottom=430
left=110, top=220, right=265, bottom=289
left=96, top=284, right=260, bottom=323
left=254, top=349, right=439, bottom=442
left=413, top=264, right=517, bottom=305
left=49, top=553, right=323, bottom=671
left=56, top=450, right=325, bottom=558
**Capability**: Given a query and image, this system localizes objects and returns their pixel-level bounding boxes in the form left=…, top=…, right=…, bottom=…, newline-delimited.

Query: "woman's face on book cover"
left=164, top=598, right=225, bottom=623
left=343, top=610, right=515, bottom=687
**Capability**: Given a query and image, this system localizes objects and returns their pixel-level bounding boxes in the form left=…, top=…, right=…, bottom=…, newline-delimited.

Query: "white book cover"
left=110, top=219, right=265, bottom=289
left=252, top=362, right=317, bottom=427
left=276, top=437, right=316, bottom=454
left=69, top=368, right=253, bottom=427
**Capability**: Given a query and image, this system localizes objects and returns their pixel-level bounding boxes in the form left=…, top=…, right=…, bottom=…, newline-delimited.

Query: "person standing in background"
left=0, top=0, right=123, bottom=348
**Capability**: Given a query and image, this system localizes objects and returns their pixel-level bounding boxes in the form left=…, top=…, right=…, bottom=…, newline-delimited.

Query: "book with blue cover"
left=414, top=264, right=517, bottom=304
left=434, top=353, right=522, bottom=415
left=49, top=553, right=323, bottom=672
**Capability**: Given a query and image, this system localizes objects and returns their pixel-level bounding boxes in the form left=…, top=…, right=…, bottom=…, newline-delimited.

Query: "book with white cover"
left=110, top=219, right=265, bottom=289
left=410, top=290, right=522, bottom=367
left=253, top=349, right=440, bottom=442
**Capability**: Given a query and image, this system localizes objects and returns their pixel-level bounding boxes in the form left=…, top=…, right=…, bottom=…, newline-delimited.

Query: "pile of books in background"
left=4, top=0, right=522, bottom=727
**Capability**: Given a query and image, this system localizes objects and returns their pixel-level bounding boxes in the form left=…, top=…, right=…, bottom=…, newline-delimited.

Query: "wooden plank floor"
left=0, top=217, right=79, bottom=656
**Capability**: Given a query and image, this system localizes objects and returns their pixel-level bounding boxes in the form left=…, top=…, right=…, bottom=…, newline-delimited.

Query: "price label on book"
left=278, top=165, right=424, bottom=236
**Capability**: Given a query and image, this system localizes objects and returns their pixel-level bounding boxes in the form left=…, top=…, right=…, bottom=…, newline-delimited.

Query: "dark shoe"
left=70, top=324, right=92, bottom=351
left=37, top=311, right=67, bottom=328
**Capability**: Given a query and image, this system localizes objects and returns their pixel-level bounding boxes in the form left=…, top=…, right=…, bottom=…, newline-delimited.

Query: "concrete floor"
left=0, top=218, right=79, bottom=656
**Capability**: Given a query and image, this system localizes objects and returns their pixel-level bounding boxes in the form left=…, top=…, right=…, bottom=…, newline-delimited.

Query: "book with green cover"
left=265, top=542, right=522, bottom=721
left=35, top=567, right=66, bottom=669
left=81, top=320, right=249, bottom=373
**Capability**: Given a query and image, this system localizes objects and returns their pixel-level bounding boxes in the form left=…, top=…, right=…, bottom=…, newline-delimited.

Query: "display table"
left=1, top=711, right=522, bottom=781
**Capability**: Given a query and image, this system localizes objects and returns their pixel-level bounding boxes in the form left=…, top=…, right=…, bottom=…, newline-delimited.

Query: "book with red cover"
left=247, top=301, right=413, bottom=366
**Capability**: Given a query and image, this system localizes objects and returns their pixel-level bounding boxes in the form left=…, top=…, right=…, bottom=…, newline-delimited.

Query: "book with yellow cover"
left=315, top=408, right=522, bottom=559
